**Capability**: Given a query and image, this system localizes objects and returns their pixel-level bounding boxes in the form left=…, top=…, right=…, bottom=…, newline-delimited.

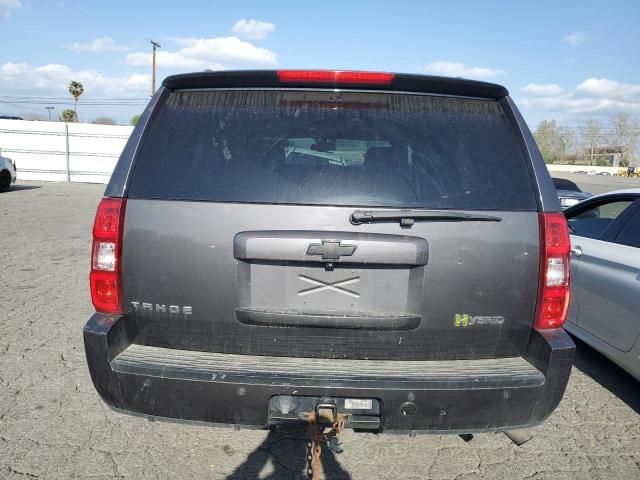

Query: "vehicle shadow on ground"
left=226, top=426, right=351, bottom=480
left=4, top=184, right=42, bottom=192
left=572, top=337, right=640, bottom=414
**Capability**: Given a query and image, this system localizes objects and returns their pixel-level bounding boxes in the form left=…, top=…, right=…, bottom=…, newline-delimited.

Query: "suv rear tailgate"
left=84, top=71, right=575, bottom=433
left=123, top=201, right=539, bottom=360
left=121, top=87, right=541, bottom=361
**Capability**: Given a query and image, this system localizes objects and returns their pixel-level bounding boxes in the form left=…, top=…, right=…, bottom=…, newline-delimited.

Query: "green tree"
left=130, top=114, right=141, bottom=126
left=68, top=80, right=84, bottom=122
left=60, top=108, right=77, bottom=123
left=534, top=120, right=566, bottom=164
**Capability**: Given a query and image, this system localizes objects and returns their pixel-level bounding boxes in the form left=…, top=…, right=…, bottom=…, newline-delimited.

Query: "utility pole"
left=45, top=106, right=55, bottom=121
left=150, top=39, right=161, bottom=96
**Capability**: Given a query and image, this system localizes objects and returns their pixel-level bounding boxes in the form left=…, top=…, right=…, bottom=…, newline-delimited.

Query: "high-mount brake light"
left=535, top=212, right=571, bottom=329
left=90, top=197, right=126, bottom=314
left=277, top=70, right=395, bottom=85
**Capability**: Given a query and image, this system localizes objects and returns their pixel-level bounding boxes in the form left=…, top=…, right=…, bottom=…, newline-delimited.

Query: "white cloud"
left=0, top=0, right=21, bottom=19
left=63, top=37, right=131, bottom=53
left=126, top=36, right=277, bottom=70
left=231, top=18, right=275, bottom=40
left=519, top=78, right=640, bottom=118
left=574, top=78, right=640, bottom=101
left=0, top=61, right=150, bottom=98
left=522, top=83, right=564, bottom=96
left=0, top=61, right=27, bottom=76
left=563, top=32, right=588, bottom=46
left=422, top=61, right=505, bottom=80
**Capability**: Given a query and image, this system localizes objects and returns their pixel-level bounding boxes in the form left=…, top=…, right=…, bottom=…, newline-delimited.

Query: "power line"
left=0, top=95, right=148, bottom=101
left=0, top=100, right=39, bottom=113
left=0, top=100, right=149, bottom=106
left=0, top=95, right=150, bottom=109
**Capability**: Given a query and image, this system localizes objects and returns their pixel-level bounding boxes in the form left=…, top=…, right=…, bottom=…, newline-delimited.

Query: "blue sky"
left=1, top=0, right=639, bottom=125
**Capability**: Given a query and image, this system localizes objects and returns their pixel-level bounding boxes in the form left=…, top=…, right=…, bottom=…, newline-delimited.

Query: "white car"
left=0, top=154, right=17, bottom=192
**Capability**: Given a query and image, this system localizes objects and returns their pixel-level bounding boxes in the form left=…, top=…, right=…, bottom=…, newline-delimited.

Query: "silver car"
left=564, top=189, right=640, bottom=380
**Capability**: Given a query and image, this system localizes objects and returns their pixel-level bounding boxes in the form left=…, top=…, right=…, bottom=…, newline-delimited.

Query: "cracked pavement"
left=1, top=180, right=639, bottom=479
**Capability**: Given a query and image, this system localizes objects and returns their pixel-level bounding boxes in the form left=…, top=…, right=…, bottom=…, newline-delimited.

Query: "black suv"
left=84, top=70, right=574, bottom=433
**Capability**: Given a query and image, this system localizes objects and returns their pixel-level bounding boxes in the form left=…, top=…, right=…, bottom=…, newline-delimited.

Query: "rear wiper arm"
left=350, top=209, right=502, bottom=227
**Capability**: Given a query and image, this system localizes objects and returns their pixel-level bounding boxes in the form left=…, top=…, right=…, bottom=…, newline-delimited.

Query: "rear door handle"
left=570, top=247, right=582, bottom=257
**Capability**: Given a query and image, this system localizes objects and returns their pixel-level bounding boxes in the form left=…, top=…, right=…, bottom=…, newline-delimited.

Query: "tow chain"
left=306, top=411, right=346, bottom=480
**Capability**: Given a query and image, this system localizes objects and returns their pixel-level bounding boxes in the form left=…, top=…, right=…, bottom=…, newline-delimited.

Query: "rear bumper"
left=84, top=313, right=575, bottom=433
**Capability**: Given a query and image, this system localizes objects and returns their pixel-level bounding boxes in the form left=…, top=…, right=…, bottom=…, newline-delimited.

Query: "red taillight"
left=90, top=198, right=126, bottom=314
left=535, top=212, right=571, bottom=329
left=277, top=70, right=395, bottom=85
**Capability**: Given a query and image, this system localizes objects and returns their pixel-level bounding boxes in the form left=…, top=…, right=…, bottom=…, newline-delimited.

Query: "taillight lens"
left=535, top=212, right=571, bottom=329
left=277, top=70, right=395, bottom=85
left=90, top=198, right=126, bottom=314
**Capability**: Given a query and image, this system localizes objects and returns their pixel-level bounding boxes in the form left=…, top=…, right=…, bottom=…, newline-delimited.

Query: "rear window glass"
left=129, top=90, right=536, bottom=210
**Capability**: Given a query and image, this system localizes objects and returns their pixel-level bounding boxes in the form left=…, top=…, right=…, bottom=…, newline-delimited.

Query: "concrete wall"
left=546, top=164, right=621, bottom=175
left=0, top=119, right=133, bottom=184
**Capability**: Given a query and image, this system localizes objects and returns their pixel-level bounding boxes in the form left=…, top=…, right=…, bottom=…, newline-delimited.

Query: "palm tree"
left=60, top=108, right=77, bottom=123
left=68, top=80, right=84, bottom=122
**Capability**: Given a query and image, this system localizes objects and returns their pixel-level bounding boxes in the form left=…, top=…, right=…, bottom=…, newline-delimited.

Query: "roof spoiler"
left=162, top=70, right=509, bottom=99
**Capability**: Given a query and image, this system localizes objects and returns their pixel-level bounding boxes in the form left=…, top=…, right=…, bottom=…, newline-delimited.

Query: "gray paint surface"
left=122, top=200, right=540, bottom=360
left=106, top=88, right=549, bottom=362
left=569, top=235, right=640, bottom=352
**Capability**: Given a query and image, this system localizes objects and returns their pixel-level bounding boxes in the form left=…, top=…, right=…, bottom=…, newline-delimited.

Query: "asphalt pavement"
left=552, top=172, right=640, bottom=196
left=1, top=178, right=639, bottom=479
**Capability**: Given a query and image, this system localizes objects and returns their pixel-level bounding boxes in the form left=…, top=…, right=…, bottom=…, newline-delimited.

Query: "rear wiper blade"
left=350, top=209, right=502, bottom=227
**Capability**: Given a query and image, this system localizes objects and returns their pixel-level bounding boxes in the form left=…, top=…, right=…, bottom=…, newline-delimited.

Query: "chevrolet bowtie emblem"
left=306, top=240, right=357, bottom=261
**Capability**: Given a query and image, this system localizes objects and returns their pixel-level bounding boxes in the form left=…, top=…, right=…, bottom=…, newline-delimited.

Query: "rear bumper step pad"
left=84, top=313, right=575, bottom=432
left=111, top=343, right=545, bottom=389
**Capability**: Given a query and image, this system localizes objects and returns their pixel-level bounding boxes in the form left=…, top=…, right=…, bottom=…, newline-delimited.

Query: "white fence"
left=0, top=119, right=629, bottom=185
left=0, top=119, right=133, bottom=184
